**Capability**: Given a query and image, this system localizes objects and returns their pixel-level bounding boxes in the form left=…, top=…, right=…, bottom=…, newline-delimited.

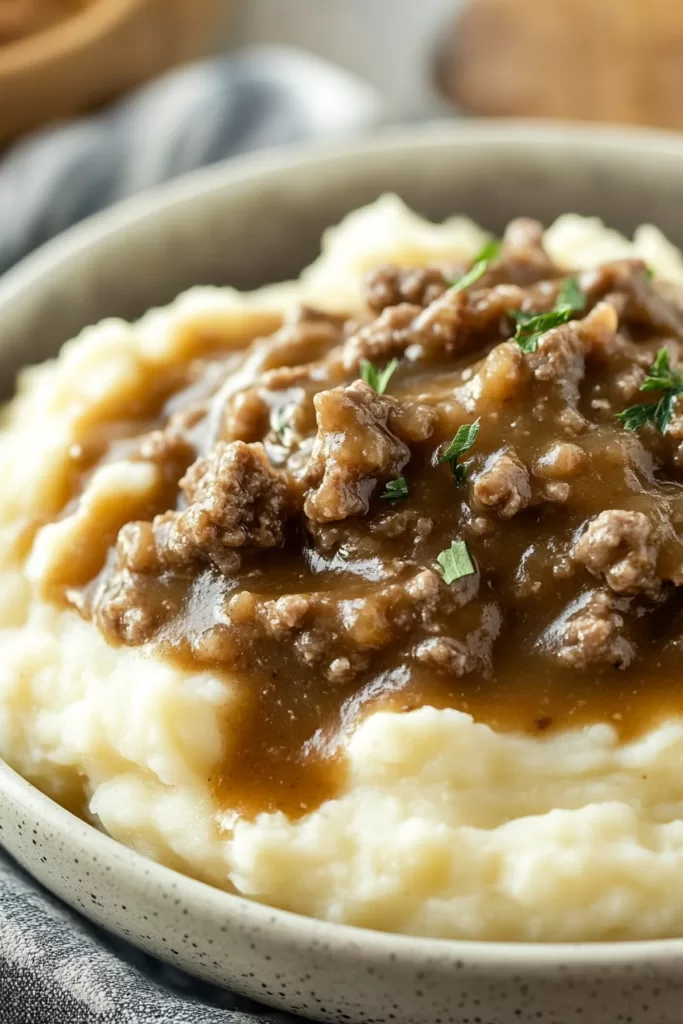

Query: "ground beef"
left=363, top=265, right=449, bottom=312
left=573, top=509, right=661, bottom=596
left=115, top=520, right=173, bottom=574
left=409, top=287, right=466, bottom=352
left=665, top=395, right=683, bottom=467
left=91, top=568, right=163, bottom=645
left=344, top=281, right=527, bottom=370
left=343, top=303, right=420, bottom=372
left=410, top=282, right=526, bottom=359
left=526, top=322, right=586, bottom=394
left=340, top=572, right=447, bottom=650
left=181, top=441, right=293, bottom=548
left=403, top=568, right=444, bottom=613
left=260, top=305, right=346, bottom=370
left=533, top=442, right=587, bottom=480
left=576, top=301, right=620, bottom=357
left=99, top=424, right=198, bottom=487
left=255, top=593, right=313, bottom=639
left=369, top=509, right=433, bottom=541
left=120, top=441, right=295, bottom=576
left=132, top=428, right=195, bottom=470
left=224, top=567, right=456, bottom=684
left=484, top=218, right=557, bottom=287
left=303, top=512, right=428, bottom=571
left=461, top=339, right=529, bottom=410
left=472, top=449, right=532, bottom=519
left=580, top=259, right=683, bottom=340
left=414, top=636, right=471, bottom=675
left=388, top=400, right=437, bottom=444
left=455, top=283, right=527, bottom=333
left=58, top=212, right=683, bottom=813
left=552, top=591, right=634, bottom=669
left=222, top=390, right=270, bottom=443
left=304, top=381, right=411, bottom=522
left=259, top=364, right=313, bottom=391
left=613, top=364, right=648, bottom=405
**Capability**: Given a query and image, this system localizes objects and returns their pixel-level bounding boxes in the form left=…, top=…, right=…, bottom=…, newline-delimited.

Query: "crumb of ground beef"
left=472, top=449, right=532, bottom=519
left=573, top=509, right=661, bottom=597
left=552, top=590, right=635, bottom=669
left=363, top=265, right=449, bottom=313
left=119, top=441, right=295, bottom=576
left=343, top=303, right=420, bottom=372
left=304, top=381, right=411, bottom=522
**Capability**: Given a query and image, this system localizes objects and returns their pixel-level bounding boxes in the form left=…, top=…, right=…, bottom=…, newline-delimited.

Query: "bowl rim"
left=4, top=118, right=683, bottom=965
left=5, top=751, right=683, bottom=967
left=5, top=115, right=683, bottom=307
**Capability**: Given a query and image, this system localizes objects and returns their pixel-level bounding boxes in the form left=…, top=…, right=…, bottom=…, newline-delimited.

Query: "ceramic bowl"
left=4, top=122, right=683, bottom=1024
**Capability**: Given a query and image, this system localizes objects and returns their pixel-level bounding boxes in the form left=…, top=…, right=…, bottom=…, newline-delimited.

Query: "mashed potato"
left=2, top=196, right=683, bottom=942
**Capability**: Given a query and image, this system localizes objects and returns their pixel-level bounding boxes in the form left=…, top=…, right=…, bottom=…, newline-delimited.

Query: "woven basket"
left=0, top=0, right=224, bottom=143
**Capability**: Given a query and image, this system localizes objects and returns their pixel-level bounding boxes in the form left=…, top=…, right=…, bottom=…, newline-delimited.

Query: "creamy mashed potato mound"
left=2, top=197, right=683, bottom=941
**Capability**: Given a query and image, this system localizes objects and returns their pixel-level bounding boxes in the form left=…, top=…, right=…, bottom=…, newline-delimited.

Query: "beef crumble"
left=44, top=218, right=683, bottom=817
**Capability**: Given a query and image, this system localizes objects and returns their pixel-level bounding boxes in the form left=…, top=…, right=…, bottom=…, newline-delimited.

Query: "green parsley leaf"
left=645, top=266, right=655, bottom=281
left=510, top=307, right=574, bottom=354
left=438, top=419, right=480, bottom=484
left=360, top=357, right=399, bottom=395
left=381, top=476, right=409, bottom=502
left=639, top=348, right=680, bottom=392
left=451, top=238, right=501, bottom=293
left=617, top=347, right=683, bottom=434
left=615, top=403, right=655, bottom=432
left=654, top=391, right=679, bottom=434
left=437, top=540, right=476, bottom=584
left=452, top=463, right=469, bottom=485
left=473, top=238, right=502, bottom=265
left=556, top=276, right=587, bottom=313
left=272, top=406, right=293, bottom=443
left=510, top=276, right=586, bottom=354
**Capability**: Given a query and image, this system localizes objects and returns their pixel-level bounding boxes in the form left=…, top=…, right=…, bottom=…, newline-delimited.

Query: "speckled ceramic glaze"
left=5, top=123, right=683, bottom=1024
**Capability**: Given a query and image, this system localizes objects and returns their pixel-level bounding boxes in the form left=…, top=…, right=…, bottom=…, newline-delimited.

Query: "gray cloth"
left=0, top=47, right=384, bottom=1024
left=0, top=851, right=294, bottom=1024
left=0, top=46, right=384, bottom=274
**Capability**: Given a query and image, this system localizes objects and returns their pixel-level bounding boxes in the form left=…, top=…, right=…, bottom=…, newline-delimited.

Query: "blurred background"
left=2, top=0, right=683, bottom=272
left=4, top=2, right=683, bottom=1019
left=231, top=0, right=683, bottom=127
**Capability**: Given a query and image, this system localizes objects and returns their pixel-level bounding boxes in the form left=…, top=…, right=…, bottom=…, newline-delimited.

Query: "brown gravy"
left=38, top=221, right=683, bottom=818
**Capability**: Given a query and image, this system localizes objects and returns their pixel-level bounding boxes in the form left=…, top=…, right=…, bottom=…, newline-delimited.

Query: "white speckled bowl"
left=5, top=122, right=683, bottom=1024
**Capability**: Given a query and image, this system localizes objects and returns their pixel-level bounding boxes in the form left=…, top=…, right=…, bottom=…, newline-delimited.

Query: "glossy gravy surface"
left=42, top=227, right=683, bottom=817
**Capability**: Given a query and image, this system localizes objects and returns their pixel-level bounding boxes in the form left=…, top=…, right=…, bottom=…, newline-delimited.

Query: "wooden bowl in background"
left=439, top=0, right=683, bottom=132
left=0, top=0, right=225, bottom=143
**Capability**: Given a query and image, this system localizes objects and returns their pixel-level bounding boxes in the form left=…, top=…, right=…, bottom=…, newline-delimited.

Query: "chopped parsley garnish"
left=617, top=347, right=683, bottom=434
left=511, top=276, right=586, bottom=354
left=437, top=540, right=476, bottom=584
left=381, top=476, right=409, bottom=502
left=555, top=276, right=587, bottom=313
left=511, top=308, right=575, bottom=353
left=451, top=238, right=501, bottom=293
left=645, top=266, right=655, bottom=281
left=639, top=347, right=680, bottom=392
left=616, top=403, right=656, bottom=433
left=360, top=357, right=399, bottom=395
left=438, top=418, right=480, bottom=484
left=272, top=406, right=293, bottom=442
